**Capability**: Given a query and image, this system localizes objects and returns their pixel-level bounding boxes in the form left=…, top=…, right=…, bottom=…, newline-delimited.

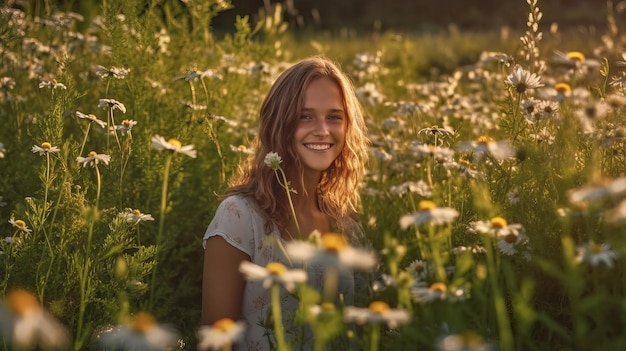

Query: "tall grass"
left=0, top=0, right=625, bottom=349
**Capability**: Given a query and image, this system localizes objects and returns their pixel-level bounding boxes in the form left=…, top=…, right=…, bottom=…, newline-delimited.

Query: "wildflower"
left=437, top=331, right=492, bottom=351
left=76, top=111, right=107, bottom=128
left=372, top=147, right=392, bottom=161
left=0, top=77, right=16, bottom=90
left=151, top=135, right=197, bottom=158
left=197, top=318, right=245, bottom=351
left=412, top=143, right=455, bottom=163
left=115, top=119, right=138, bottom=136
left=263, top=152, right=282, bottom=170
left=418, top=125, right=454, bottom=137
left=31, top=142, right=60, bottom=155
left=452, top=245, right=487, bottom=255
left=343, top=301, right=410, bottom=328
left=0, top=289, right=70, bottom=350
left=605, top=199, right=626, bottom=225
left=496, top=228, right=530, bottom=257
left=575, top=241, right=617, bottom=268
left=94, top=65, right=131, bottom=79
left=174, top=68, right=222, bottom=81
left=390, top=180, right=432, bottom=197
left=286, top=232, right=377, bottom=271
left=96, top=311, right=179, bottom=351
left=456, top=136, right=516, bottom=161
left=552, top=50, right=600, bottom=72
left=405, top=259, right=432, bottom=282
left=505, top=66, right=543, bottom=93
left=575, top=100, right=610, bottom=133
left=381, top=117, right=405, bottom=131
left=399, top=200, right=459, bottom=229
left=238, top=261, right=307, bottom=292
left=529, top=127, right=555, bottom=145
left=356, top=82, right=385, bottom=105
left=0, top=142, right=5, bottom=158
left=609, top=73, right=626, bottom=87
left=469, top=217, right=524, bottom=238
left=567, top=177, right=626, bottom=205
left=98, top=98, right=127, bottom=113
left=38, top=79, right=67, bottom=90
left=229, top=144, right=254, bottom=155
left=76, top=151, right=111, bottom=167
left=121, top=209, right=155, bottom=225
left=411, top=282, right=469, bottom=303
left=8, top=218, right=32, bottom=233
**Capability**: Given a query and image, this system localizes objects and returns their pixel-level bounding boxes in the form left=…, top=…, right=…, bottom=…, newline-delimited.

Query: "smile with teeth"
left=304, top=143, right=332, bottom=151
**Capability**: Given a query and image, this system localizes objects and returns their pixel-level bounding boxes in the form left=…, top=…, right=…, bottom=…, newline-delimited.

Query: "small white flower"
left=399, top=200, right=459, bottom=229
left=94, top=65, right=131, bottom=79
left=121, top=209, right=155, bottom=225
left=437, top=331, right=491, bottom=351
left=31, top=142, right=60, bottom=156
left=115, top=119, right=138, bottom=136
left=505, top=66, right=543, bottom=93
left=229, top=144, right=254, bottom=155
left=76, top=111, right=107, bottom=128
left=575, top=241, right=617, bottom=268
left=390, top=180, right=432, bottom=197
left=405, top=260, right=432, bottom=282
left=76, top=151, right=111, bottom=167
left=344, top=301, right=410, bottom=328
left=285, top=232, right=377, bottom=271
left=96, top=312, right=179, bottom=351
left=239, top=261, right=307, bottom=292
left=8, top=218, right=32, bottom=233
left=456, top=136, right=516, bottom=161
left=263, top=152, right=282, bottom=170
left=372, top=147, right=393, bottom=161
left=197, top=318, right=245, bottom=350
left=411, top=282, right=468, bottom=303
left=567, top=177, right=626, bottom=205
left=38, top=79, right=67, bottom=90
left=469, top=217, right=524, bottom=238
left=98, top=98, right=127, bottom=113
left=151, top=135, right=197, bottom=158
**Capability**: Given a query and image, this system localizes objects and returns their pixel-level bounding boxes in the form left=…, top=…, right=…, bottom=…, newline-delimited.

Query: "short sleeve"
left=203, top=196, right=258, bottom=258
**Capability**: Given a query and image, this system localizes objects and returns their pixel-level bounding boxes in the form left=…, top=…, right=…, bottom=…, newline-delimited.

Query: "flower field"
left=1, top=0, right=626, bottom=350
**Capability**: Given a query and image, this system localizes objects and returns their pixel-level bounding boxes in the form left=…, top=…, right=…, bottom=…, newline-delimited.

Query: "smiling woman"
left=201, top=56, right=370, bottom=350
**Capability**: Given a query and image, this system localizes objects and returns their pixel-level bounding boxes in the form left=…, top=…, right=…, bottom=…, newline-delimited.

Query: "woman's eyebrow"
left=301, top=107, right=345, bottom=113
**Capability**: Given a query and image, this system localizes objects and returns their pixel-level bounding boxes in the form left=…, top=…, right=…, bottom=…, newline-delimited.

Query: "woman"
left=202, top=56, right=369, bottom=350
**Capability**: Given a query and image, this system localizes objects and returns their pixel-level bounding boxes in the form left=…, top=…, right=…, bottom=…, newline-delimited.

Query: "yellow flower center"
left=418, top=200, right=436, bottom=211
left=490, top=217, right=508, bottom=228
left=504, top=233, right=518, bottom=243
left=88, top=151, right=97, bottom=157
left=238, top=145, right=247, bottom=150
left=458, top=159, right=471, bottom=167
left=133, top=209, right=141, bottom=216
left=368, top=301, right=390, bottom=314
left=129, top=312, right=156, bottom=334
left=88, top=114, right=97, bottom=119
left=321, top=302, right=336, bottom=312
left=266, top=262, right=287, bottom=275
left=122, top=119, right=131, bottom=127
left=213, top=318, right=236, bottom=332
left=590, top=244, right=603, bottom=254
left=14, top=219, right=26, bottom=228
left=41, top=142, right=52, bottom=149
left=321, top=232, right=348, bottom=252
left=413, top=263, right=425, bottom=273
left=168, top=139, right=182, bottom=148
left=555, top=83, right=571, bottom=94
left=477, top=136, right=494, bottom=144
left=6, top=289, right=40, bottom=317
left=566, top=51, right=585, bottom=62
left=430, top=282, right=447, bottom=292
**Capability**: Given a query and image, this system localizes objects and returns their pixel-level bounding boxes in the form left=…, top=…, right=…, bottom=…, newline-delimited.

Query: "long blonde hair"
left=225, top=56, right=369, bottom=234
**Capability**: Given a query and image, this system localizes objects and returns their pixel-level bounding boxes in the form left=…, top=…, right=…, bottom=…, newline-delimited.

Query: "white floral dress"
left=203, top=195, right=362, bottom=351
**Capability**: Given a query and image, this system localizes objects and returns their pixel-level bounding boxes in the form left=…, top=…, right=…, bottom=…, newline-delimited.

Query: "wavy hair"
left=225, top=56, right=369, bottom=234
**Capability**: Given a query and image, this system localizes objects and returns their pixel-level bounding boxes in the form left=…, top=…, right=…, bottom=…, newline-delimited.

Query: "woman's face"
left=293, top=77, right=346, bottom=178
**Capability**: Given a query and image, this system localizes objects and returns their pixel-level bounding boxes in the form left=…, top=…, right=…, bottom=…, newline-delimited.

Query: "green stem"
left=276, top=167, right=301, bottom=238
left=369, top=324, right=380, bottom=351
left=79, top=123, right=91, bottom=159
left=271, top=284, right=289, bottom=351
left=483, top=235, right=513, bottom=351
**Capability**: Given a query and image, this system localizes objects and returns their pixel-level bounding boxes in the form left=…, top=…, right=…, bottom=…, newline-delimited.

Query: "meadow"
left=1, top=0, right=626, bottom=350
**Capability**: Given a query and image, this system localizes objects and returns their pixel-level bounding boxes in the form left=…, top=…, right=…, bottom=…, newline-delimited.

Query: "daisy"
left=567, top=177, right=626, bottom=205
left=372, top=147, right=392, bottom=161
left=469, top=217, right=524, bottom=238
left=98, top=98, right=127, bottom=114
left=575, top=100, right=610, bottom=133
left=115, top=119, right=138, bottom=136
left=96, top=312, right=179, bottom=351
left=575, top=241, right=617, bottom=268
left=0, top=77, right=16, bottom=90
left=418, top=125, right=454, bottom=137
left=238, top=261, right=307, bottom=292
left=410, top=282, right=448, bottom=303
left=121, top=209, right=155, bottom=225
left=31, top=142, right=60, bottom=155
left=76, top=151, right=111, bottom=167
left=399, top=200, right=459, bottom=229
left=412, top=143, right=455, bottom=163
left=263, top=152, right=282, bottom=170
left=8, top=217, right=32, bottom=233
left=505, top=66, right=543, bottom=93
left=197, top=318, right=245, bottom=351
left=456, top=136, right=516, bottom=161
left=496, top=228, right=530, bottom=257
left=0, top=289, right=70, bottom=350
left=76, top=111, right=107, bottom=128
left=229, top=144, right=254, bottom=155
left=343, top=301, right=410, bottom=328
left=151, top=135, right=197, bottom=158
left=38, top=79, right=67, bottom=90
left=452, top=245, right=487, bottom=255
left=390, top=180, right=432, bottom=197
left=356, top=82, right=384, bottom=106
left=443, top=159, right=485, bottom=180
left=381, top=117, right=405, bottom=131
left=94, top=65, right=131, bottom=79
left=405, top=259, right=432, bottom=282
left=437, top=331, right=491, bottom=351
left=552, top=50, right=601, bottom=72
left=285, top=232, right=377, bottom=271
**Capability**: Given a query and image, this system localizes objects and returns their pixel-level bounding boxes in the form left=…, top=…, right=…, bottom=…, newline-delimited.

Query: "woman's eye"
left=328, top=115, right=343, bottom=120
left=300, top=115, right=312, bottom=120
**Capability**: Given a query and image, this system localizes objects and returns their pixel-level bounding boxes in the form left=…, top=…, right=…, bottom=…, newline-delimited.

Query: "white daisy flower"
left=151, top=135, right=197, bottom=158
left=94, top=65, right=131, bottom=79
left=496, top=229, right=530, bottom=258
left=76, top=111, right=107, bottom=128
left=469, top=217, right=524, bottom=238
left=31, top=142, right=60, bottom=156
left=285, top=232, right=377, bottom=271
left=197, top=318, right=245, bottom=351
left=418, top=125, right=454, bottom=137
left=344, top=301, right=410, bottom=328
left=452, top=245, right=487, bottom=255
left=456, top=136, right=516, bottom=161
left=8, top=218, right=32, bottom=233
left=96, top=312, right=179, bottom=351
left=98, top=98, right=127, bottom=113
left=1, top=289, right=70, bottom=350
left=229, top=144, right=254, bottom=155
left=38, top=79, right=66, bottom=90
left=115, top=119, right=138, bottom=136
left=567, top=177, right=626, bottom=205
left=238, top=261, right=307, bottom=292
left=399, top=200, right=459, bottom=229
left=76, top=151, right=111, bottom=167
left=390, top=180, right=432, bottom=197
left=405, top=259, right=432, bottom=282
left=437, top=331, right=491, bottom=351
left=575, top=241, right=617, bottom=268
left=411, top=282, right=468, bottom=303
left=505, top=66, right=543, bottom=93
left=263, top=152, right=282, bottom=170
left=121, top=209, right=155, bottom=225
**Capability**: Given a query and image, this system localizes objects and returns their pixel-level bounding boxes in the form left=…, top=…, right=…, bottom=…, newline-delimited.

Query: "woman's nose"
left=313, top=117, right=329, bottom=136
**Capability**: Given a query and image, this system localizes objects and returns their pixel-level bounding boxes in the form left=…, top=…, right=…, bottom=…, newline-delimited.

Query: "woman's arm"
left=201, top=236, right=250, bottom=325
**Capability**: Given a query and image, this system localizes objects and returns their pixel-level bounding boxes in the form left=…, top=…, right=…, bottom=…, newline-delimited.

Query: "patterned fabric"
left=203, top=195, right=364, bottom=351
